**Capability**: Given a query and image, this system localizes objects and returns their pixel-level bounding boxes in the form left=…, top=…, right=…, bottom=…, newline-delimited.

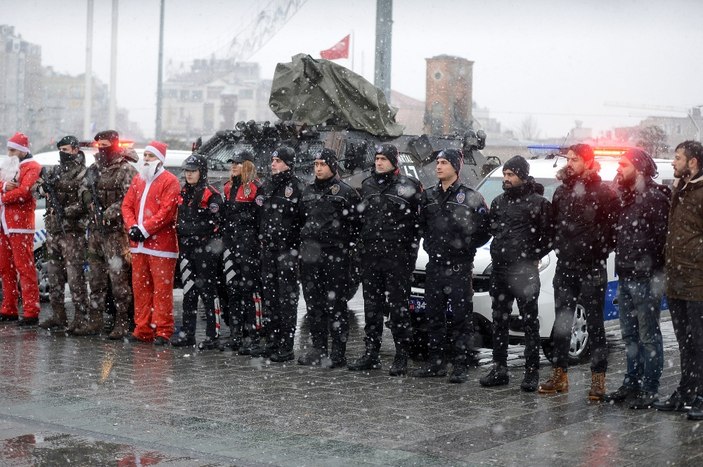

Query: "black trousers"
left=261, top=248, right=300, bottom=352
left=490, top=262, right=541, bottom=369
left=180, top=242, right=221, bottom=339
left=300, top=244, right=350, bottom=354
left=424, top=260, right=474, bottom=366
left=552, top=264, right=608, bottom=372
left=224, top=239, right=262, bottom=340
left=360, top=252, right=414, bottom=352
left=668, top=298, right=703, bottom=399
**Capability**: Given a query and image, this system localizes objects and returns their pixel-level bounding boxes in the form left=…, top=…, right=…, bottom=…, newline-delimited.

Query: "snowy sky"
left=3, top=0, right=703, bottom=139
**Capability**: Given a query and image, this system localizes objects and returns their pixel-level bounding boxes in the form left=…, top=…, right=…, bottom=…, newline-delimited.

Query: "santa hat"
left=7, top=132, right=30, bottom=153
left=144, top=141, right=167, bottom=163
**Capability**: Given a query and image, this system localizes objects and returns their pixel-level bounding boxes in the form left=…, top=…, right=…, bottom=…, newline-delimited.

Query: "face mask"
left=59, top=151, right=74, bottom=164
left=96, top=146, right=115, bottom=165
left=138, top=160, right=161, bottom=182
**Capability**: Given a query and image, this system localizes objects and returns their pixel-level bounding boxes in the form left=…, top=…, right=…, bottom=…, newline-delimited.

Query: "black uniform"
left=257, top=169, right=305, bottom=357
left=176, top=181, right=224, bottom=345
left=222, top=176, right=263, bottom=351
left=489, top=179, right=552, bottom=370
left=300, top=176, right=361, bottom=364
left=357, top=171, right=422, bottom=356
left=551, top=169, right=617, bottom=372
left=420, top=179, right=490, bottom=369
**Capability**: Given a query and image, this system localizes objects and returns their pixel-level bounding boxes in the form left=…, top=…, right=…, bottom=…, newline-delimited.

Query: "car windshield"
left=477, top=177, right=562, bottom=205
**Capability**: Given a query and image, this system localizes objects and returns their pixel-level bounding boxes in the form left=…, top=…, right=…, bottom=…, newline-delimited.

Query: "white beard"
left=138, top=160, right=162, bottom=182
left=0, top=156, right=20, bottom=182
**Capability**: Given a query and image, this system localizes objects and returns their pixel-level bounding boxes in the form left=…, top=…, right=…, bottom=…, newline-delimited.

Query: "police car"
left=411, top=150, right=676, bottom=363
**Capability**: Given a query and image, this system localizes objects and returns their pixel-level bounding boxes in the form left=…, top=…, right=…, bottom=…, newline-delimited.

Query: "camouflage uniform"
left=81, top=148, right=137, bottom=338
left=37, top=152, right=91, bottom=331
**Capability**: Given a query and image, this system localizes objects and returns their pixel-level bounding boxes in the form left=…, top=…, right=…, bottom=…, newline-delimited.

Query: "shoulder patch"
left=209, top=202, right=220, bottom=213
left=284, top=185, right=293, bottom=198
left=456, top=191, right=465, bottom=204
left=255, top=195, right=264, bottom=206
left=331, top=184, right=340, bottom=195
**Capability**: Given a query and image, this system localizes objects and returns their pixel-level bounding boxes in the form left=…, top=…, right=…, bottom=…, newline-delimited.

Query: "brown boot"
left=588, top=371, right=606, bottom=402
left=72, top=308, right=103, bottom=336
left=108, top=312, right=130, bottom=340
left=538, top=367, right=569, bottom=394
left=66, top=310, right=86, bottom=334
left=38, top=308, right=68, bottom=330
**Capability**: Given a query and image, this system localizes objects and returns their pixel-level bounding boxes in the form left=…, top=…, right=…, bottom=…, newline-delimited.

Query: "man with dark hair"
left=538, top=143, right=618, bottom=401
left=257, top=145, right=305, bottom=362
left=0, top=132, right=42, bottom=326
left=37, top=136, right=92, bottom=331
left=348, top=143, right=423, bottom=376
left=480, top=155, right=552, bottom=391
left=656, top=140, right=703, bottom=420
left=604, top=148, right=670, bottom=409
left=298, top=148, right=361, bottom=367
left=80, top=130, right=137, bottom=337
left=413, top=149, right=489, bottom=383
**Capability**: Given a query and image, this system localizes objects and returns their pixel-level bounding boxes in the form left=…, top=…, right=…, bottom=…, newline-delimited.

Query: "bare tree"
left=520, top=115, right=541, bottom=140
left=637, top=125, right=668, bottom=157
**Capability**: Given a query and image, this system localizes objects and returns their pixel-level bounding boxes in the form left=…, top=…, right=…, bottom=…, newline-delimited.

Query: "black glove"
left=128, top=226, right=146, bottom=242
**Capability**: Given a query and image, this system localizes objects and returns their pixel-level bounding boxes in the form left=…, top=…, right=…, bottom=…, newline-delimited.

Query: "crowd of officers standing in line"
left=1, top=130, right=703, bottom=421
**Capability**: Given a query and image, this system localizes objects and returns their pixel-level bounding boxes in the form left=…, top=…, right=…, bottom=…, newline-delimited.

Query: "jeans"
left=668, top=298, right=703, bottom=400
left=552, top=264, right=608, bottom=372
left=617, top=276, right=664, bottom=394
left=490, top=262, right=541, bottom=369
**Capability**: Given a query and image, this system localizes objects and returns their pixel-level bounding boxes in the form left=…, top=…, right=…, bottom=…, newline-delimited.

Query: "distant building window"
left=676, top=124, right=681, bottom=134
left=239, top=89, right=254, bottom=99
left=191, top=90, right=203, bottom=101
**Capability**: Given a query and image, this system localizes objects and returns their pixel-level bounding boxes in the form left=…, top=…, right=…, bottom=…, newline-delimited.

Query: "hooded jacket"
left=551, top=168, right=618, bottom=269
left=0, top=156, right=41, bottom=234
left=615, top=178, right=670, bottom=279
left=489, top=178, right=553, bottom=267
left=666, top=172, right=703, bottom=300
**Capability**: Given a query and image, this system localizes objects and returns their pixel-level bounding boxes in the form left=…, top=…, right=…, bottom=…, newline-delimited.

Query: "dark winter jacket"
left=358, top=170, right=422, bottom=258
left=177, top=182, right=223, bottom=246
left=615, top=179, right=670, bottom=279
left=666, top=172, right=703, bottom=300
left=489, top=179, right=553, bottom=267
left=420, top=179, right=490, bottom=264
left=301, top=176, right=361, bottom=251
left=222, top=176, right=261, bottom=245
left=552, top=169, right=618, bottom=269
left=38, top=151, right=91, bottom=235
left=257, top=169, right=305, bottom=251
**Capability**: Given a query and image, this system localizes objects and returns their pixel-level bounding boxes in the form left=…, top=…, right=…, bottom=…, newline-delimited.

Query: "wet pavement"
left=1, top=290, right=702, bottom=466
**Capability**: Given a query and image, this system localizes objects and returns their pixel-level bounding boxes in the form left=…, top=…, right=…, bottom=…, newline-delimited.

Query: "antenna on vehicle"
left=553, top=131, right=571, bottom=168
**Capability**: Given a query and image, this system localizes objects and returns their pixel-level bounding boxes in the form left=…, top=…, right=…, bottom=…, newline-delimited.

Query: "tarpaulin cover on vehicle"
left=269, top=54, right=404, bottom=138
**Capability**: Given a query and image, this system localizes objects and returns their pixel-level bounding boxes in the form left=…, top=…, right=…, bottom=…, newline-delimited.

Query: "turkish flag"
left=320, top=34, right=350, bottom=60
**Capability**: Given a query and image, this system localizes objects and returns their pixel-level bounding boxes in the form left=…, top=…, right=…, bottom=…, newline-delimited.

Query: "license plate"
left=409, top=295, right=426, bottom=314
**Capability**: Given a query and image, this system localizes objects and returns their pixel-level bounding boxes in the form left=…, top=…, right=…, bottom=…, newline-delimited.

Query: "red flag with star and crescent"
left=320, top=34, right=350, bottom=60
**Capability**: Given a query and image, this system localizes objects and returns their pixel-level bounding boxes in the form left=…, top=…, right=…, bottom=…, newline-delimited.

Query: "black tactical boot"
left=388, top=346, right=409, bottom=376
left=329, top=340, right=347, bottom=368
left=72, top=308, right=103, bottom=336
left=449, top=364, right=469, bottom=384
left=480, top=364, right=509, bottom=387
left=411, top=355, right=448, bottom=378
left=39, top=308, right=68, bottom=330
left=348, top=351, right=381, bottom=371
left=520, top=367, right=539, bottom=392
left=297, top=347, right=327, bottom=366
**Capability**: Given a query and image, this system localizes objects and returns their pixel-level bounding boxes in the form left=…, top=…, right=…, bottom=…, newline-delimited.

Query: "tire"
left=35, top=247, right=51, bottom=303
left=541, top=303, right=591, bottom=364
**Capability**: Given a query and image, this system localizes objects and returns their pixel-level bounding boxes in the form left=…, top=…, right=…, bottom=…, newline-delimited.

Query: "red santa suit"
left=122, top=157, right=180, bottom=342
left=0, top=153, right=42, bottom=319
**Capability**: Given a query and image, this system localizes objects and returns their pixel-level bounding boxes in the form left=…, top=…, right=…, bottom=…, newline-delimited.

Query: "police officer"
left=412, top=149, right=490, bottom=383
left=37, top=136, right=91, bottom=331
left=257, top=146, right=305, bottom=362
left=298, top=149, right=361, bottom=367
left=172, top=154, right=224, bottom=349
left=480, top=155, right=552, bottom=391
left=348, top=144, right=422, bottom=376
left=80, top=130, right=137, bottom=337
left=221, top=150, right=262, bottom=354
